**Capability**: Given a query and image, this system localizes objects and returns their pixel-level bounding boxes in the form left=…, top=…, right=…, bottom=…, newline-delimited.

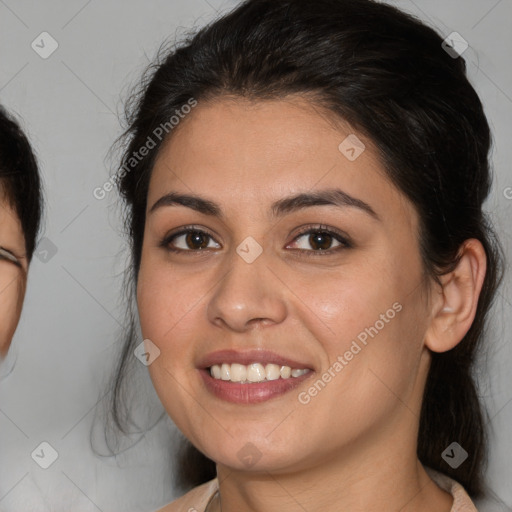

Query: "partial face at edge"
left=136, top=96, right=434, bottom=473
left=0, top=194, right=27, bottom=359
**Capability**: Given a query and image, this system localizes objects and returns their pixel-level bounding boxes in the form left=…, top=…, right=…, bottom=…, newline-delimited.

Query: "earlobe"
left=424, top=239, right=487, bottom=353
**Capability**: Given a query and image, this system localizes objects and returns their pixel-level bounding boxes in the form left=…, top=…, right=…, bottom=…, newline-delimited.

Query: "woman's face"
left=137, top=97, right=435, bottom=473
left=0, top=193, right=27, bottom=358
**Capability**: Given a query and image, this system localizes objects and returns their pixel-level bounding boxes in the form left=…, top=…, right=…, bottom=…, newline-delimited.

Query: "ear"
left=424, top=239, right=487, bottom=353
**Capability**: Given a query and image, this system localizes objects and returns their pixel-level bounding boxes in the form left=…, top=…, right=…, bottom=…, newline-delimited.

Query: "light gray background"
left=0, top=0, right=511, bottom=511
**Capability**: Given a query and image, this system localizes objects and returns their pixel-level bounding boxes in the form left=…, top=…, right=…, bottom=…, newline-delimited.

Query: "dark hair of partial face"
left=0, top=105, right=43, bottom=261
left=109, top=0, right=504, bottom=498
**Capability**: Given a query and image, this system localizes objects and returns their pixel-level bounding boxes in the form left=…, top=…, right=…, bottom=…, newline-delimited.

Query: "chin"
left=198, top=433, right=303, bottom=474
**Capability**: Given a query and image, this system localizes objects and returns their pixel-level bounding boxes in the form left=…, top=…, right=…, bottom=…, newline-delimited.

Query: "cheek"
left=136, top=253, right=210, bottom=393
left=0, top=271, right=25, bottom=356
left=137, top=261, right=200, bottom=343
left=136, top=258, right=225, bottom=446
left=300, top=255, right=427, bottom=402
left=295, top=256, right=406, bottom=354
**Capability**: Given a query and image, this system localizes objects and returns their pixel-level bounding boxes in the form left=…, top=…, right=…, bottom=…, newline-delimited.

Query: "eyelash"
left=159, top=224, right=352, bottom=257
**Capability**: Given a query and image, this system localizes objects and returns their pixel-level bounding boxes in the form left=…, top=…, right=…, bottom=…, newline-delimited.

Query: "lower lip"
left=199, top=369, right=314, bottom=404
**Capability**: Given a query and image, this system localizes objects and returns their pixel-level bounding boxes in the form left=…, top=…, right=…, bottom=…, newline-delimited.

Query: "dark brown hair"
left=0, top=105, right=43, bottom=260
left=109, top=0, right=504, bottom=498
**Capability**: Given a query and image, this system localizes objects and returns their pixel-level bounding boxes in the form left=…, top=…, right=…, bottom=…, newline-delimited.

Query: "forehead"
left=0, top=190, right=23, bottom=240
left=148, top=96, right=415, bottom=226
left=154, top=96, right=361, bottom=179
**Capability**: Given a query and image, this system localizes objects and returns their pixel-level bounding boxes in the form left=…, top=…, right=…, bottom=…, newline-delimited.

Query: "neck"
left=214, top=420, right=453, bottom=512
left=216, top=460, right=452, bottom=512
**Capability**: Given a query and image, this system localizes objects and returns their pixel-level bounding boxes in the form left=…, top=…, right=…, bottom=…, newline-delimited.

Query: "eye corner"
left=0, top=246, right=23, bottom=267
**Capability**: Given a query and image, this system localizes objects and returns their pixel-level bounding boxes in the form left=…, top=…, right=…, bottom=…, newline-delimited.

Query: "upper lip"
left=198, top=349, right=314, bottom=370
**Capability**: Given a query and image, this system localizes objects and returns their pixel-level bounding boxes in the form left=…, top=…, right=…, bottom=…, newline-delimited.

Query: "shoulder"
left=425, top=467, right=512, bottom=512
left=424, top=467, right=478, bottom=512
left=155, top=479, right=219, bottom=512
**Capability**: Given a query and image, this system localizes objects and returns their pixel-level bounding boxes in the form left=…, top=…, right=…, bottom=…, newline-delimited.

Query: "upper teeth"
left=209, top=363, right=310, bottom=383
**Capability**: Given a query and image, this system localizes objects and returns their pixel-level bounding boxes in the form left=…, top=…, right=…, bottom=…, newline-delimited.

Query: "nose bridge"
left=207, top=242, right=286, bottom=331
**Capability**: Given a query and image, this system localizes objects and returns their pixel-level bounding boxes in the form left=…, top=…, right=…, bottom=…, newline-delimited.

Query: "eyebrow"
left=149, top=188, right=379, bottom=220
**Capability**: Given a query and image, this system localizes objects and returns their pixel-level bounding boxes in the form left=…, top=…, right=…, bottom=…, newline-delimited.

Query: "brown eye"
left=288, top=226, right=351, bottom=254
left=307, top=232, right=336, bottom=251
left=161, top=228, right=221, bottom=252
left=184, top=231, right=211, bottom=250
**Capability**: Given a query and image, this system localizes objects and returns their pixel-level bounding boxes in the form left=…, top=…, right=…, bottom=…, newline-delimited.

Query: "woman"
left=110, top=0, right=505, bottom=510
left=0, top=106, right=42, bottom=377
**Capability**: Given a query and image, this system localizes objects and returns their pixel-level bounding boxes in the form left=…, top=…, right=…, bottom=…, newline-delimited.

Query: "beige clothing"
left=158, top=467, right=478, bottom=511
left=425, top=467, right=479, bottom=512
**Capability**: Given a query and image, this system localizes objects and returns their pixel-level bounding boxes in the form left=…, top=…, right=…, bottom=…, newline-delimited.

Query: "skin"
left=0, top=192, right=28, bottom=359
left=136, top=96, right=486, bottom=512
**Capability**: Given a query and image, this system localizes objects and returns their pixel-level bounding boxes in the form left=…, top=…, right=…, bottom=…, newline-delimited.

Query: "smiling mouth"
left=208, top=362, right=311, bottom=383
left=198, top=348, right=315, bottom=403
left=200, top=363, right=314, bottom=404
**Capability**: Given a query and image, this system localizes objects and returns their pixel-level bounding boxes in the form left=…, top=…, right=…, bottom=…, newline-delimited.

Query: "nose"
left=207, top=248, right=287, bottom=333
